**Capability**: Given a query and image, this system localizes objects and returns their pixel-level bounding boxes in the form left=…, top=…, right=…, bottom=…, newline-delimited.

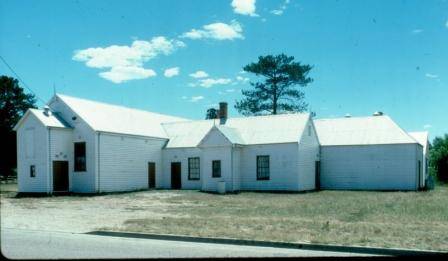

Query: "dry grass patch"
left=111, top=187, right=448, bottom=251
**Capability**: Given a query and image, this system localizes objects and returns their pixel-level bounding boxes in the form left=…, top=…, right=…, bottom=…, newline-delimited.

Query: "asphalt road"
left=0, top=228, right=370, bottom=258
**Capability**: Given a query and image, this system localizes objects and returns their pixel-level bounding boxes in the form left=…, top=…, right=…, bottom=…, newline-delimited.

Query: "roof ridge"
left=162, top=112, right=309, bottom=126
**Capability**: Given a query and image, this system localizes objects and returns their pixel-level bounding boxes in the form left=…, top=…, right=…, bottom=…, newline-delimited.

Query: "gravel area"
left=1, top=190, right=186, bottom=233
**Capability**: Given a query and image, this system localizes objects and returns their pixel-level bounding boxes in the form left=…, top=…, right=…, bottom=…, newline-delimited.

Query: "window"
left=30, top=165, right=36, bottom=178
left=74, top=142, right=86, bottom=172
left=257, top=155, right=270, bottom=180
left=308, top=125, right=312, bottom=136
left=188, top=157, right=200, bottom=180
left=212, top=160, right=221, bottom=178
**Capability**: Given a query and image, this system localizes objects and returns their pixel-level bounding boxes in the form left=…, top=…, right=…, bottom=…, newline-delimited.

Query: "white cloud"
left=181, top=20, right=244, bottom=40
left=197, top=78, right=233, bottom=88
left=231, top=0, right=258, bottom=17
left=189, top=96, right=204, bottom=102
left=424, top=124, right=432, bottom=129
left=99, top=66, right=156, bottom=84
left=425, top=73, right=439, bottom=79
left=236, top=76, right=249, bottom=82
left=226, top=89, right=236, bottom=93
left=412, top=29, right=423, bottom=34
left=270, top=0, right=290, bottom=16
left=164, top=67, right=180, bottom=78
left=181, top=96, right=188, bottom=100
left=189, top=70, right=209, bottom=78
left=445, top=20, right=448, bottom=28
left=73, top=37, right=185, bottom=83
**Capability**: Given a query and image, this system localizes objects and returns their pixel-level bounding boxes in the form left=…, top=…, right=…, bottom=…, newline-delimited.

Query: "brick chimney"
left=219, top=102, right=228, bottom=124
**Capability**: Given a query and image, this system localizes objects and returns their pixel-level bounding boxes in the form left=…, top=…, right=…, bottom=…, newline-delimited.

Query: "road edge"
left=86, top=230, right=446, bottom=256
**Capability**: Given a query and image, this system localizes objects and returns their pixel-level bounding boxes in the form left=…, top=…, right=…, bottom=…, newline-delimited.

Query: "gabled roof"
left=162, top=113, right=310, bottom=148
left=51, top=94, right=188, bottom=139
left=409, top=131, right=429, bottom=152
left=314, top=115, right=418, bottom=146
left=197, top=125, right=245, bottom=147
left=14, top=108, right=72, bottom=131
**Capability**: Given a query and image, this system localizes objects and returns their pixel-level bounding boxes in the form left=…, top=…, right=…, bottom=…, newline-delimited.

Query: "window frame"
left=256, top=155, right=270, bottom=180
left=30, top=165, right=36, bottom=178
left=188, top=157, right=200, bottom=180
left=212, top=160, right=221, bottom=178
left=74, top=142, right=86, bottom=172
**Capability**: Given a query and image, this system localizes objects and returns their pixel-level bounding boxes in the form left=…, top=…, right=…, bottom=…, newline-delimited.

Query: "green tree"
left=429, top=134, right=448, bottom=182
left=235, top=54, right=313, bottom=115
left=0, top=75, right=37, bottom=177
left=205, top=108, right=218, bottom=119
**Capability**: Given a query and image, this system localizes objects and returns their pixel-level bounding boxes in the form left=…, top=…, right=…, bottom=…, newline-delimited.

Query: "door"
left=315, top=161, right=321, bottom=190
left=53, top=161, right=69, bottom=192
left=148, top=162, right=156, bottom=189
left=171, top=162, right=181, bottom=189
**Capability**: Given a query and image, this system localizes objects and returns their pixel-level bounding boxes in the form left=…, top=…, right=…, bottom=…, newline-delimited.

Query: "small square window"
left=30, top=165, right=36, bottom=178
left=212, top=160, right=221, bottom=178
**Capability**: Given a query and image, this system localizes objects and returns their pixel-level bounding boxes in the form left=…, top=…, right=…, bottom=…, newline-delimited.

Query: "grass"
left=107, top=186, right=448, bottom=251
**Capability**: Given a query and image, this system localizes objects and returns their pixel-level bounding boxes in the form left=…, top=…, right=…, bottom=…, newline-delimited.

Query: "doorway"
left=315, top=161, right=321, bottom=190
left=171, top=162, right=181, bottom=189
left=148, top=162, right=156, bottom=189
left=53, top=161, right=69, bottom=192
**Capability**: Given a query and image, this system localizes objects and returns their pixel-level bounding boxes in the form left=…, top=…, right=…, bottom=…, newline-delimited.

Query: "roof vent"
left=43, top=105, right=51, bottom=116
left=344, top=113, right=351, bottom=118
left=373, top=111, right=383, bottom=116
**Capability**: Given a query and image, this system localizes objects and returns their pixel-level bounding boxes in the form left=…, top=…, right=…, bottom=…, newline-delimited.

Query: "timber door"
left=148, top=162, right=156, bottom=189
left=53, top=161, right=69, bottom=192
left=171, top=162, right=181, bottom=189
left=315, top=161, right=321, bottom=190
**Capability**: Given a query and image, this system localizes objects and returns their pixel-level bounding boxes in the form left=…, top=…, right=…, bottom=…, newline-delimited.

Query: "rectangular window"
left=188, top=157, right=200, bottom=180
left=212, top=160, right=221, bottom=178
left=30, top=165, right=35, bottom=178
left=74, top=142, right=86, bottom=172
left=257, top=155, right=270, bottom=180
left=308, top=125, right=312, bottom=136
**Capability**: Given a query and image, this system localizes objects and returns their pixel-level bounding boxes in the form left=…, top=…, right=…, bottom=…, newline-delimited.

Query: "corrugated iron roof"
left=314, top=115, right=418, bottom=146
left=162, top=113, right=310, bottom=148
left=14, top=108, right=72, bottom=130
left=53, top=94, right=188, bottom=139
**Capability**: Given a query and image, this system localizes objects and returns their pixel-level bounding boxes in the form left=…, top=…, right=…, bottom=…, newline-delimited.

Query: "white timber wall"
left=49, top=128, right=73, bottom=192
left=415, top=144, right=424, bottom=189
left=162, top=148, right=202, bottom=189
left=16, top=114, right=49, bottom=193
left=98, top=133, right=166, bottom=192
left=239, top=143, right=299, bottom=191
left=232, top=147, right=241, bottom=191
left=49, top=98, right=96, bottom=192
left=201, top=146, right=233, bottom=192
left=320, top=143, right=420, bottom=191
left=298, top=120, right=320, bottom=191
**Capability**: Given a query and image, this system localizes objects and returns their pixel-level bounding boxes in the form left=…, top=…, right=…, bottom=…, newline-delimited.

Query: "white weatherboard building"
left=14, top=94, right=428, bottom=194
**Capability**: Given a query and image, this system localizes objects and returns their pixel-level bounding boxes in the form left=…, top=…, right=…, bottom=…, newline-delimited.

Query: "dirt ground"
left=1, top=184, right=447, bottom=251
left=1, top=188, right=187, bottom=233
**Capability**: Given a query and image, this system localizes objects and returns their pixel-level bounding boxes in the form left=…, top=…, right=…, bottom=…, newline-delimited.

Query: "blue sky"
left=1, top=0, right=447, bottom=140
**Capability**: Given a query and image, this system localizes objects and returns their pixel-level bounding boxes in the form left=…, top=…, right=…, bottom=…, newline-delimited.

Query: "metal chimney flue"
left=219, top=102, right=228, bottom=125
left=43, top=105, right=51, bottom=116
left=373, top=111, right=384, bottom=116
